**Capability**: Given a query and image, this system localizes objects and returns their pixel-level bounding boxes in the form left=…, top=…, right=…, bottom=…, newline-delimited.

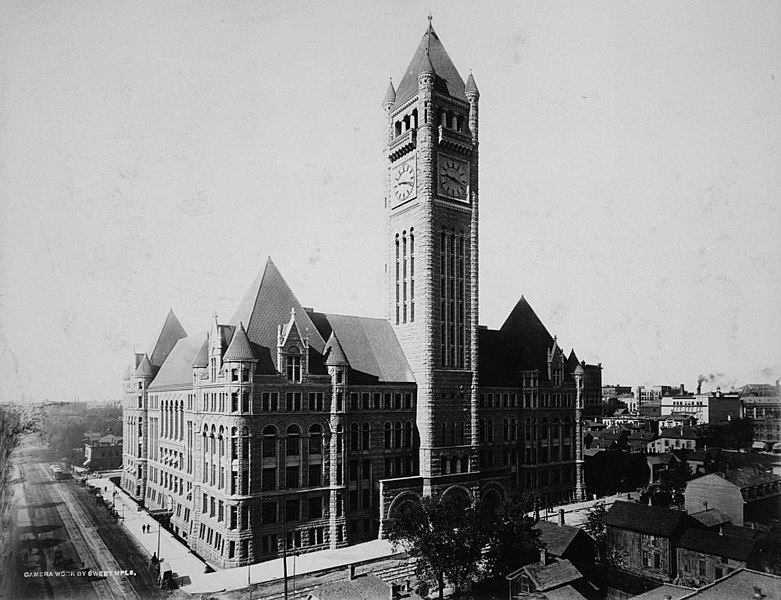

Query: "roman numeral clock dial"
left=393, top=159, right=416, bottom=206
left=438, top=156, right=468, bottom=201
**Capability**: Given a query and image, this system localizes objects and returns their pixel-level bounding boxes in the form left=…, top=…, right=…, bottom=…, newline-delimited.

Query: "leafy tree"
left=755, top=522, right=781, bottom=575
left=483, top=499, right=542, bottom=578
left=389, top=494, right=490, bottom=598
left=603, top=398, right=627, bottom=417
left=583, top=501, right=608, bottom=560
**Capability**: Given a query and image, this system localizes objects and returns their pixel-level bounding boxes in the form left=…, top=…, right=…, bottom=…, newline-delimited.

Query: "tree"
left=603, top=398, right=627, bottom=417
left=583, top=501, right=608, bottom=561
left=389, top=494, right=490, bottom=598
left=483, top=499, right=542, bottom=579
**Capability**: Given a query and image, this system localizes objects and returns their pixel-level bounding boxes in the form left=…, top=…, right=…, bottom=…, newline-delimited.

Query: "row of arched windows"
left=261, top=424, right=324, bottom=458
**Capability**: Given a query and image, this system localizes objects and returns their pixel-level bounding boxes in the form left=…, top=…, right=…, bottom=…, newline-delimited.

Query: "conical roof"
left=192, top=338, right=208, bottom=368
left=224, top=323, right=257, bottom=362
left=393, top=24, right=466, bottom=110
left=135, top=354, right=154, bottom=378
left=418, top=47, right=435, bottom=76
left=324, top=331, right=349, bottom=367
left=465, top=71, right=479, bottom=97
left=382, top=78, right=396, bottom=106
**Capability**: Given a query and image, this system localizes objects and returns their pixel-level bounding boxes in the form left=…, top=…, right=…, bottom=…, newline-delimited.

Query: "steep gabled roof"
left=313, top=313, right=414, bottom=384
left=479, top=296, right=557, bottom=386
left=393, top=23, right=467, bottom=110
left=324, top=331, right=349, bottom=367
left=192, top=338, right=208, bottom=368
left=149, top=309, right=187, bottom=368
left=523, top=559, right=583, bottom=592
left=604, top=501, right=685, bottom=538
left=229, top=258, right=325, bottom=373
left=533, top=520, right=590, bottom=558
left=149, top=333, right=206, bottom=390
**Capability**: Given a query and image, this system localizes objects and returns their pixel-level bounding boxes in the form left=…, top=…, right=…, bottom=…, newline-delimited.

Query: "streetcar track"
left=38, top=465, right=139, bottom=600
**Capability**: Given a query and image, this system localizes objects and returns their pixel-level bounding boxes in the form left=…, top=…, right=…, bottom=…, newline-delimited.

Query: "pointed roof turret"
left=149, top=309, right=187, bottom=368
left=136, top=354, right=154, bottom=378
left=224, top=323, right=257, bottom=362
left=465, top=71, right=479, bottom=98
left=418, top=46, right=435, bottom=76
left=382, top=77, right=396, bottom=107
left=192, top=338, right=208, bottom=368
left=324, top=331, right=349, bottom=367
left=393, top=21, right=467, bottom=109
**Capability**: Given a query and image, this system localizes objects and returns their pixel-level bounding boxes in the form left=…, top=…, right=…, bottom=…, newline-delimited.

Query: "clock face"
left=394, top=160, right=416, bottom=204
left=438, top=157, right=468, bottom=201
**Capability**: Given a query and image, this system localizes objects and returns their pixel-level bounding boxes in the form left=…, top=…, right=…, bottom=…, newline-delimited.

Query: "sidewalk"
left=537, top=491, right=634, bottom=526
left=90, top=478, right=397, bottom=594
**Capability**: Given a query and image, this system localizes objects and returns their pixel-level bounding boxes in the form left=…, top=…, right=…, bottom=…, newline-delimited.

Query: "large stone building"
left=121, top=22, right=600, bottom=568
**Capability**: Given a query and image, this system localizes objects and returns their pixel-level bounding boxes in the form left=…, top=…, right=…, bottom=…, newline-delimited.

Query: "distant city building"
left=661, top=388, right=741, bottom=425
left=602, top=385, right=632, bottom=399
left=84, top=434, right=123, bottom=471
left=647, top=427, right=704, bottom=454
left=638, top=385, right=688, bottom=405
left=741, top=382, right=781, bottom=451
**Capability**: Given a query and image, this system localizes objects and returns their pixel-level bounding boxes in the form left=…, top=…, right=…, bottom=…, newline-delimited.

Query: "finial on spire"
left=428, top=12, right=433, bottom=24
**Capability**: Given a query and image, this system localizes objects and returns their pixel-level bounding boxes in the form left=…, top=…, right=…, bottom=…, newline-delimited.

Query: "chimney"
left=389, top=582, right=401, bottom=600
left=753, top=586, right=766, bottom=600
left=539, top=547, right=547, bottom=565
left=348, top=563, right=356, bottom=580
left=663, top=595, right=672, bottom=600
left=559, top=509, right=565, bottom=526
left=719, top=525, right=723, bottom=536
left=697, top=382, right=702, bottom=395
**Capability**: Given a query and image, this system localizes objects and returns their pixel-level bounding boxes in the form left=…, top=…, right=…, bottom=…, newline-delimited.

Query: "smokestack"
left=697, top=382, right=702, bottom=395
left=559, top=509, right=565, bottom=526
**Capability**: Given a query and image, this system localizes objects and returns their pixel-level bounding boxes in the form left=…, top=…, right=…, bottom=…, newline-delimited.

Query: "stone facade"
left=121, top=21, right=600, bottom=569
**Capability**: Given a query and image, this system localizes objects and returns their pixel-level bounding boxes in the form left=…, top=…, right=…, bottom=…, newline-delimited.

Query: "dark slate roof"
left=678, top=529, right=756, bottom=562
left=148, top=309, right=188, bottom=368
left=223, top=323, right=257, bottom=362
left=658, top=427, right=701, bottom=440
left=313, top=313, right=414, bottom=384
left=382, top=78, right=396, bottom=106
left=479, top=296, right=556, bottom=386
left=324, top=331, right=348, bottom=367
left=135, top=354, right=154, bottom=378
left=722, top=524, right=760, bottom=540
left=630, top=584, right=694, bottom=600
left=688, top=508, right=731, bottom=528
left=393, top=24, right=467, bottom=110
left=533, top=520, right=588, bottom=557
left=313, top=574, right=424, bottom=600
left=465, top=71, right=479, bottom=97
left=149, top=334, right=206, bottom=390
left=192, top=338, right=208, bottom=368
left=676, top=569, right=781, bottom=600
left=724, top=467, right=781, bottom=489
left=523, top=559, right=583, bottom=592
left=229, top=258, right=326, bottom=374
left=604, top=501, right=685, bottom=537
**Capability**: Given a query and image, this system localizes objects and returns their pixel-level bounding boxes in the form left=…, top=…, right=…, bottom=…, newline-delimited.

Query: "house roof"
left=312, top=313, right=414, bottom=383
left=657, top=427, right=700, bottom=440
left=543, top=584, right=590, bottom=600
left=630, top=584, right=694, bottom=600
left=533, top=520, right=589, bottom=557
left=149, top=334, right=206, bottom=390
left=135, top=354, right=154, bottom=378
left=523, top=559, right=583, bottom=592
left=677, top=568, right=781, bottom=599
left=148, top=309, right=188, bottom=368
left=678, top=529, right=756, bottom=562
left=604, top=501, right=685, bottom=537
left=723, top=466, right=781, bottom=489
left=312, top=574, right=423, bottom=600
left=688, top=508, right=731, bottom=528
left=393, top=23, right=467, bottom=110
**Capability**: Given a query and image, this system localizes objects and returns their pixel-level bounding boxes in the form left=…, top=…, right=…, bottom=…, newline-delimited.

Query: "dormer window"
left=286, top=348, right=302, bottom=383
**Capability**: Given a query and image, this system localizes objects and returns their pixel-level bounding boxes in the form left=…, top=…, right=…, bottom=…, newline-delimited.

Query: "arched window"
left=404, top=421, right=413, bottom=448
left=210, top=425, right=216, bottom=455
left=350, top=423, right=360, bottom=451
left=394, top=421, right=403, bottom=448
left=218, top=426, right=224, bottom=457
left=362, top=423, right=370, bottom=450
left=336, top=424, right=343, bottom=454
left=384, top=422, right=392, bottom=449
left=262, top=425, right=277, bottom=458
left=285, top=347, right=302, bottom=383
left=286, top=425, right=300, bottom=456
left=487, top=419, right=494, bottom=443
left=309, top=424, right=322, bottom=455
left=553, top=417, right=560, bottom=439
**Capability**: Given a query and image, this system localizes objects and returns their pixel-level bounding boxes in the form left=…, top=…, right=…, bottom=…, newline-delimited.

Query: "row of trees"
left=388, top=494, right=542, bottom=598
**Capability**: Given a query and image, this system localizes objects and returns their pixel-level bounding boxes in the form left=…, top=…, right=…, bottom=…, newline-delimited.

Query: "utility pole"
left=282, top=498, right=288, bottom=600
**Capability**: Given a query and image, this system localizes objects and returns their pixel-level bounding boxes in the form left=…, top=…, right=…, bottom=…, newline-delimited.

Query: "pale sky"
left=1, top=1, right=779, bottom=404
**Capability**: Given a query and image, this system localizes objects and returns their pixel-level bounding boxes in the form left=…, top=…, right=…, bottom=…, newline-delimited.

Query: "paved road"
left=1, top=438, right=165, bottom=600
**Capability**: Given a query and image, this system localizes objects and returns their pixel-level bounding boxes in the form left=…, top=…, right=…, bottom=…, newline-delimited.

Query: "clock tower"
left=383, top=19, right=480, bottom=486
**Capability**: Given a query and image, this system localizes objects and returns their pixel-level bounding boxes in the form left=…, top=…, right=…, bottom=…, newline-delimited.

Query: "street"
left=1, top=436, right=167, bottom=600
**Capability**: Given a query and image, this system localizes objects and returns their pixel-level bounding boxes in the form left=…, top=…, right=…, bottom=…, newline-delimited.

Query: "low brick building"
left=84, top=434, right=123, bottom=471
